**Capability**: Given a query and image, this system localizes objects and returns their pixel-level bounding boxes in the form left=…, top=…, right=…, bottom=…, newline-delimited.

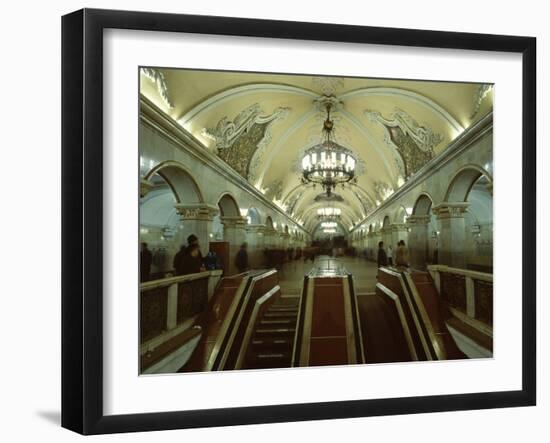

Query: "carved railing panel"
left=177, top=277, right=208, bottom=324
left=474, top=279, right=493, bottom=326
left=140, top=287, right=168, bottom=342
left=440, top=272, right=467, bottom=313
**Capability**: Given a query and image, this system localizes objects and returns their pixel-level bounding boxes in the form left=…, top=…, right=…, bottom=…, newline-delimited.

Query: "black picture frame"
left=61, top=8, right=536, bottom=435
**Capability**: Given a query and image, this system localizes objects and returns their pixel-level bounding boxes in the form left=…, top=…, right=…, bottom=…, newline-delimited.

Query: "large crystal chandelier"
left=301, top=103, right=356, bottom=196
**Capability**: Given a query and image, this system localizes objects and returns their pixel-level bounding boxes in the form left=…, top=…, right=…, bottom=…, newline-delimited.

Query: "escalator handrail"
left=211, top=269, right=279, bottom=371
left=346, top=274, right=366, bottom=364
left=291, top=275, right=309, bottom=367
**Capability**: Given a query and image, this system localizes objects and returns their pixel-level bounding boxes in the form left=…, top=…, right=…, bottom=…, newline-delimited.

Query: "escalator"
left=241, top=296, right=300, bottom=369
left=359, top=266, right=467, bottom=364
left=357, top=293, right=411, bottom=363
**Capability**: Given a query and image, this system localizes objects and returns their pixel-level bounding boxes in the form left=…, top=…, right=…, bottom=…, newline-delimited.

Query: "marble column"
left=174, top=203, right=219, bottom=256
left=391, top=223, right=409, bottom=249
left=381, top=227, right=392, bottom=250
left=221, top=216, right=248, bottom=275
left=281, top=232, right=290, bottom=250
left=406, top=215, right=431, bottom=270
left=246, top=224, right=266, bottom=269
left=264, top=227, right=278, bottom=248
left=432, top=202, right=469, bottom=268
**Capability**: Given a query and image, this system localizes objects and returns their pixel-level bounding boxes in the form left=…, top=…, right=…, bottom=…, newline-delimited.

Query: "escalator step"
left=257, top=353, right=286, bottom=359
left=264, top=311, right=298, bottom=318
left=252, top=338, right=290, bottom=345
left=260, top=319, right=295, bottom=326
left=255, top=328, right=295, bottom=335
left=268, top=306, right=298, bottom=312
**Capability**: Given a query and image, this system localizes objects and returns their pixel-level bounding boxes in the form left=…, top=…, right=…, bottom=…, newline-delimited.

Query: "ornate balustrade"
left=140, top=270, right=223, bottom=342
left=428, top=265, right=493, bottom=328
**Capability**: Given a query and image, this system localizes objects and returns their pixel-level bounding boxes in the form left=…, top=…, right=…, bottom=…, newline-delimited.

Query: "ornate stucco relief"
left=141, top=68, right=174, bottom=109
left=312, top=77, right=345, bottom=96
left=365, top=108, right=442, bottom=179
left=352, top=190, right=374, bottom=216
left=373, top=181, right=395, bottom=205
left=263, top=180, right=284, bottom=202
left=471, top=84, right=494, bottom=118
left=203, top=104, right=290, bottom=181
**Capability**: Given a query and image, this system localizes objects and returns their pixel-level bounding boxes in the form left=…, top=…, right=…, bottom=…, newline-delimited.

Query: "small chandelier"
left=301, top=103, right=356, bottom=195
left=317, top=207, right=341, bottom=221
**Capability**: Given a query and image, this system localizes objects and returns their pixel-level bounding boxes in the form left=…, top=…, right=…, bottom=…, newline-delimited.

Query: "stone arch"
left=382, top=215, right=391, bottom=228
left=217, top=192, right=240, bottom=217
left=265, top=216, right=274, bottom=229
left=393, top=205, right=409, bottom=224
left=445, top=165, right=493, bottom=202
left=144, top=160, right=203, bottom=204
left=412, top=193, right=434, bottom=215
left=247, top=207, right=262, bottom=224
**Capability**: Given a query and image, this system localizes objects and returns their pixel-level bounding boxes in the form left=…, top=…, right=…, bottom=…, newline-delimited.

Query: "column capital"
left=140, top=178, right=154, bottom=198
left=432, top=202, right=469, bottom=219
left=175, top=203, right=219, bottom=221
left=245, top=223, right=266, bottom=234
left=391, top=223, right=408, bottom=232
left=221, top=215, right=248, bottom=229
left=406, top=214, right=431, bottom=226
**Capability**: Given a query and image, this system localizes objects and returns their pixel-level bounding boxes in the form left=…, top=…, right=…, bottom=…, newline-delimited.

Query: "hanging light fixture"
left=317, top=207, right=342, bottom=221
left=301, top=103, right=357, bottom=196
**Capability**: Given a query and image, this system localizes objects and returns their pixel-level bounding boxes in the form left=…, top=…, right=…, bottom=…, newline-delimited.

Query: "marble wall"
left=139, top=100, right=308, bottom=275
left=349, top=114, right=493, bottom=271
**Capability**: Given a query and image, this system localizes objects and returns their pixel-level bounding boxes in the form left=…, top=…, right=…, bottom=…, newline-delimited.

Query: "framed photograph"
left=61, top=8, right=536, bottom=435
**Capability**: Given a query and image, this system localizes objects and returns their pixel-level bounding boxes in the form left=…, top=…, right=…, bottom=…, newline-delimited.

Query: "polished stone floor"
left=277, top=255, right=378, bottom=295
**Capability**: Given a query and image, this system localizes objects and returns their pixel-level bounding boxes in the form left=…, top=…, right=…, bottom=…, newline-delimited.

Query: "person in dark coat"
left=179, top=244, right=204, bottom=275
left=185, top=234, right=203, bottom=261
left=377, top=241, right=388, bottom=268
left=173, top=244, right=187, bottom=276
left=235, top=242, right=249, bottom=273
left=140, top=242, right=153, bottom=282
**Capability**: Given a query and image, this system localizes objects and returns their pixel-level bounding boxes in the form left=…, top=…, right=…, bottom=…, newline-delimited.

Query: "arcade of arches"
left=139, top=68, right=494, bottom=374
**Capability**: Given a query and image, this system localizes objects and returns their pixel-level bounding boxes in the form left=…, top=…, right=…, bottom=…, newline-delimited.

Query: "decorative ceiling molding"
left=178, top=83, right=317, bottom=125
left=203, top=104, right=290, bottom=151
left=372, top=181, right=395, bottom=205
left=365, top=108, right=442, bottom=179
left=263, top=179, right=284, bottom=202
left=141, top=68, right=174, bottom=109
left=351, top=189, right=374, bottom=217
left=341, top=87, right=463, bottom=133
left=471, top=84, right=494, bottom=118
left=312, top=77, right=345, bottom=95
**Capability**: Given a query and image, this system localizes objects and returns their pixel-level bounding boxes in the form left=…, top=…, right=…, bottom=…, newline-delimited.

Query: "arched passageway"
left=436, top=167, right=493, bottom=268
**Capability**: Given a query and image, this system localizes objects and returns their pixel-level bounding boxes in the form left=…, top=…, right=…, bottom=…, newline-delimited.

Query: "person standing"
left=173, top=244, right=187, bottom=276
left=395, top=240, right=410, bottom=268
left=180, top=244, right=205, bottom=275
left=140, top=242, right=152, bottom=282
left=186, top=234, right=203, bottom=261
left=377, top=241, right=388, bottom=267
left=387, top=245, right=394, bottom=266
left=235, top=242, right=249, bottom=274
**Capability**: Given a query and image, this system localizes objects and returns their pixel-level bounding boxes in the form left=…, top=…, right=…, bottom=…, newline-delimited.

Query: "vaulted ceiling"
left=140, top=68, right=493, bottom=233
